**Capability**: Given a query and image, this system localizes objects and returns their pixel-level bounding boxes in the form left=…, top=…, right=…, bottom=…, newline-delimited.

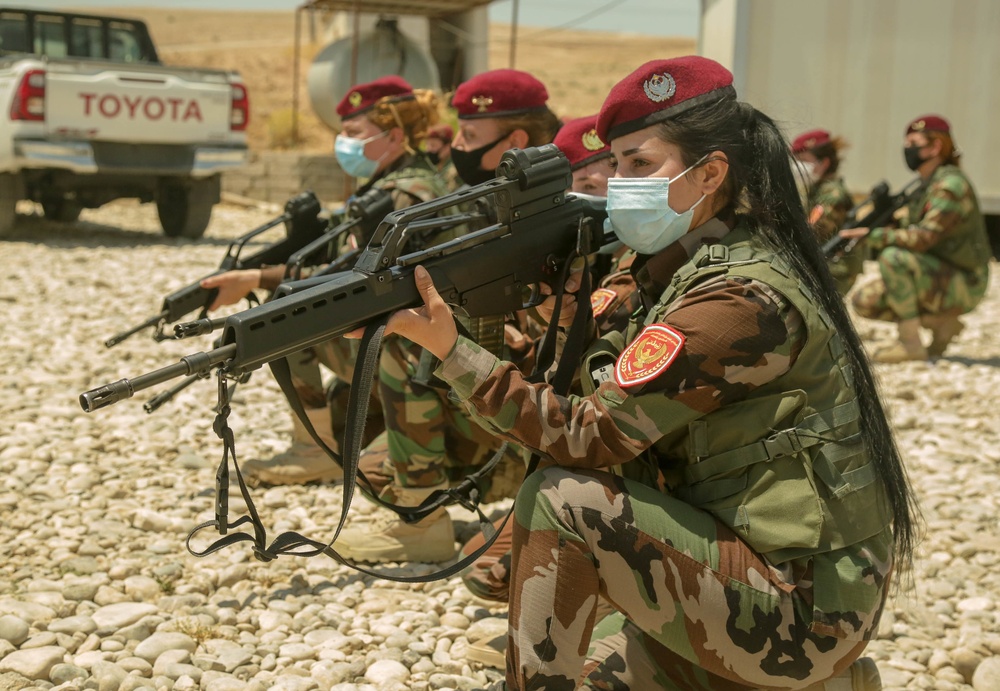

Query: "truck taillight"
left=11, top=69, right=46, bottom=122
left=230, top=83, right=249, bottom=132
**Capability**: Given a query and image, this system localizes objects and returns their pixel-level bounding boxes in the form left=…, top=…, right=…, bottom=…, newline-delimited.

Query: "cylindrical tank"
left=308, top=17, right=441, bottom=130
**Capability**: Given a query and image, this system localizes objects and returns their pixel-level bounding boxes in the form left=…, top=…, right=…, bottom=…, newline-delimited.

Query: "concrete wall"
left=699, top=0, right=1000, bottom=213
left=222, top=151, right=350, bottom=207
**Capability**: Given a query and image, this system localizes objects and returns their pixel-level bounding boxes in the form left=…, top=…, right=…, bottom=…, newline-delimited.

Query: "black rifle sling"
left=187, top=318, right=506, bottom=581
left=187, top=255, right=595, bottom=578
left=187, top=371, right=311, bottom=561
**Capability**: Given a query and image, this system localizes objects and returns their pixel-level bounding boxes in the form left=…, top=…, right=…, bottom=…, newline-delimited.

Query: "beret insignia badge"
left=643, top=72, right=676, bottom=103
left=348, top=92, right=362, bottom=107
left=471, top=95, right=494, bottom=113
left=581, top=129, right=604, bottom=151
left=913, top=119, right=926, bottom=131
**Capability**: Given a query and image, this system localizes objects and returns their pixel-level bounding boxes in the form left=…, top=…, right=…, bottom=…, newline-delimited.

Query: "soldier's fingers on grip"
left=414, top=266, right=446, bottom=311
left=383, top=307, right=427, bottom=340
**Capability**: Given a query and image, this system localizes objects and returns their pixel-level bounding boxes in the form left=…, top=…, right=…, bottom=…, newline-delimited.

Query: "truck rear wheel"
left=41, top=197, right=83, bottom=223
left=0, top=173, right=18, bottom=237
left=157, top=177, right=218, bottom=239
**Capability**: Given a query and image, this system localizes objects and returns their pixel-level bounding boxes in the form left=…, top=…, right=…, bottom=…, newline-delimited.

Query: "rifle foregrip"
left=80, top=379, right=134, bottom=412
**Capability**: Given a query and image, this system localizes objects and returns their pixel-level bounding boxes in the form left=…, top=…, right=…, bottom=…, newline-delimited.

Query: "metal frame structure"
left=291, top=0, right=500, bottom=143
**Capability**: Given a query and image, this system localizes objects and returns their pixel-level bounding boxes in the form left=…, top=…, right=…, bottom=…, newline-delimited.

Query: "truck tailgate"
left=43, top=61, right=234, bottom=145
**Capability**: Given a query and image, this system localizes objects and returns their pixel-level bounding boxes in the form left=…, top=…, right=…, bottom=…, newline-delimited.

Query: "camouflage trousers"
left=505, top=467, right=869, bottom=690
left=356, top=429, right=525, bottom=502
left=852, top=246, right=989, bottom=322
left=377, top=336, right=525, bottom=490
left=285, top=335, right=384, bottom=449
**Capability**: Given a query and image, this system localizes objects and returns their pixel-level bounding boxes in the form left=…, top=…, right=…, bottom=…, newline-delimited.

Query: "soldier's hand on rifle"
left=839, top=227, right=869, bottom=241
left=200, top=270, right=263, bottom=311
left=349, top=265, right=459, bottom=361
left=535, top=269, right=582, bottom=328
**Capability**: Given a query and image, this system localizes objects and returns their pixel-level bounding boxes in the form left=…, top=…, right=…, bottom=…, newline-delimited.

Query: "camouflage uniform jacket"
left=867, top=164, right=991, bottom=273
left=437, top=217, right=893, bottom=640
left=805, top=176, right=852, bottom=243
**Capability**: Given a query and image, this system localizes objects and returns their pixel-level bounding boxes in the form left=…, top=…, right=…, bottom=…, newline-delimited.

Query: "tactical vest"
left=583, top=227, right=891, bottom=564
left=908, top=164, right=990, bottom=272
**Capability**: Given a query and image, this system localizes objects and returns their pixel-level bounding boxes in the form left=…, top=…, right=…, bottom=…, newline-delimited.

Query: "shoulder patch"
left=615, top=323, right=685, bottom=388
left=809, top=204, right=824, bottom=226
left=590, top=288, right=618, bottom=317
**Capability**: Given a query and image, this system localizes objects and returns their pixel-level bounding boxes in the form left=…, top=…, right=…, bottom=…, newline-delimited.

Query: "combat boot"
left=333, top=482, right=457, bottom=563
left=921, top=311, right=965, bottom=357
left=241, top=407, right=343, bottom=486
left=800, top=656, right=881, bottom=690
left=872, top=318, right=927, bottom=363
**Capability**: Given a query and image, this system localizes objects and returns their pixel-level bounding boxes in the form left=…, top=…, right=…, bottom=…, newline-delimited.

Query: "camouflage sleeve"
left=436, top=276, right=804, bottom=469
left=808, top=183, right=851, bottom=242
left=866, top=175, right=969, bottom=253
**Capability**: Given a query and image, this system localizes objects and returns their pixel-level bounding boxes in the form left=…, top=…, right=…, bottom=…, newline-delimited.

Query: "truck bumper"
left=13, top=138, right=247, bottom=177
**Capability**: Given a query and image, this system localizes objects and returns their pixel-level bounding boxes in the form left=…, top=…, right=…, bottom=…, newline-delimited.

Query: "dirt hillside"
left=87, top=6, right=695, bottom=152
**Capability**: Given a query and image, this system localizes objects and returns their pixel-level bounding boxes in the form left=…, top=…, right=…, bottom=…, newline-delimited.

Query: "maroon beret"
left=907, top=114, right=951, bottom=135
left=554, top=115, right=611, bottom=170
left=452, top=69, right=549, bottom=119
left=596, top=56, right=736, bottom=143
left=426, top=124, right=454, bottom=143
left=791, top=129, right=831, bottom=154
left=336, top=75, right=415, bottom=120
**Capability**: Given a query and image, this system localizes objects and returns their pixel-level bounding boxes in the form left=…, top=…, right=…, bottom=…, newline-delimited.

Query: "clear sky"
left=22, top=0, right=700, bottom=37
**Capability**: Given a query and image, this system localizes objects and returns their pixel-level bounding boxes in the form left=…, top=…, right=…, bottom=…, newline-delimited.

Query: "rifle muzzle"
left=175, top=317, right=226, bottom=340
left=80, top=378, right=134, bottom=412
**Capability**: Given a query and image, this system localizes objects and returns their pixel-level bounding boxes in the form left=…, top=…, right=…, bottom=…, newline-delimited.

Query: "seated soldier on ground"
left=843, top=114, right=991, bottom=362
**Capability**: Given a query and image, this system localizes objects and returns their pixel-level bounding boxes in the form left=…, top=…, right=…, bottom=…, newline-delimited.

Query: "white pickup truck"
left=0, top=6, right=249, bottom=238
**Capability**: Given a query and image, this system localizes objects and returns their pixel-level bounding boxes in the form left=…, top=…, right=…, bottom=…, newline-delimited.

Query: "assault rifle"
left=283, top=187, right=394, bottom=281
left=80, top=144, right=609, bottom=412
left=822, top=177, right=924, bottom=260
left=104, top=191, right=326, bottom=348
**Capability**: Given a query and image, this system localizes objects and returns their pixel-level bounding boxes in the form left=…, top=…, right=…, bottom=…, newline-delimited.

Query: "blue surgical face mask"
left=604, top=156, right=708, bottom=255
left=335, top=129, right=390, bottom=179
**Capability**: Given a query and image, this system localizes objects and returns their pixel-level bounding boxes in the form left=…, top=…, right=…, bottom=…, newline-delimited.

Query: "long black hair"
left=657, top=97, right=917, bottom=569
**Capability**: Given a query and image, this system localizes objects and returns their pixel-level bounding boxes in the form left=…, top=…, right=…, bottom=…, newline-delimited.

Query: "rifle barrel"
left=104, top=310, right=168, bottom=349
left=143, top=371, right=207, bottom=413
left=80, top=344, right=237, bottom=412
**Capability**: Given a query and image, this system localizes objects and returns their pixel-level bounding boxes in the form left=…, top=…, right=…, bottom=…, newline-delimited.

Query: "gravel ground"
left=0, top=199, right=998, bottom=690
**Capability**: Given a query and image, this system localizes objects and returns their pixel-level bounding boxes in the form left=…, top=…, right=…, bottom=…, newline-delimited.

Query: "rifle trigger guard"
left=523, top=283, right=541, bottom=309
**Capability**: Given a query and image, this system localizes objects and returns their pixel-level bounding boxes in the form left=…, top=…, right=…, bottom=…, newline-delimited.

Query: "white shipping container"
left=699, top=0, right=1000, bottom=221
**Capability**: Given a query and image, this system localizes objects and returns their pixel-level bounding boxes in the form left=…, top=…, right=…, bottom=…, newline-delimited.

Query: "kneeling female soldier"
left=370, top=57, right=916, bottom=690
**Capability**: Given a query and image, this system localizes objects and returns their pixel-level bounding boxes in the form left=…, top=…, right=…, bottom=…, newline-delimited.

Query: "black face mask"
left=904, top=145, right=928, bottom=171
left=425, top=150, right=441, bottom=166
left=450, top=134, right=509, bottom=186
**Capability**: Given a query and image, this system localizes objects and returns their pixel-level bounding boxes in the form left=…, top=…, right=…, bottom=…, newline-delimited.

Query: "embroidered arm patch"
left=614, top=323, right=686, bottom=388
left=590, top=288, right=619, bottom=317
